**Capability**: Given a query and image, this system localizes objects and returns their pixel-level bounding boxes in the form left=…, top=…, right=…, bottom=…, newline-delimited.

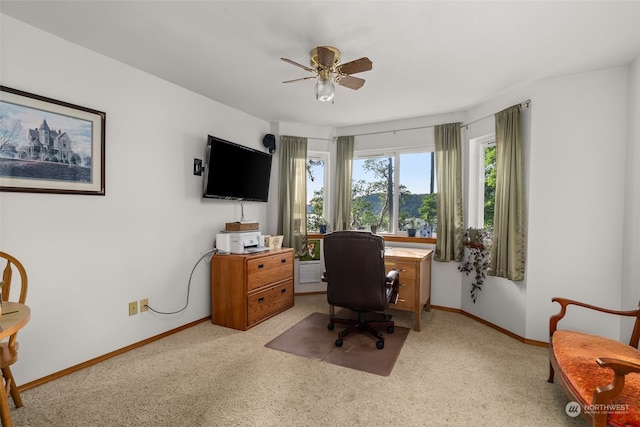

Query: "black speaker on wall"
left=263, top=134, right=276, bottom=154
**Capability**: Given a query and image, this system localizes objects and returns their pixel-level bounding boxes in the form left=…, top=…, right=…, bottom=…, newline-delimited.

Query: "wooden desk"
left=384, top=247, right=432, bottom=331
left=0, top=302, right=31, bottom=427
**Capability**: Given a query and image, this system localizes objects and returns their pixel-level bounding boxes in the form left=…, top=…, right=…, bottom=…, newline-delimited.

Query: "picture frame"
left=300, top=239, right=321, bottom=262
left=0, top=86, right=106, bottom=195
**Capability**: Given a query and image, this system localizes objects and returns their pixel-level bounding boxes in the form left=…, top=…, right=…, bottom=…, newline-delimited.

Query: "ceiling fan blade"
left=337, top=75, right=365, bottom=90
left=281, top=57, right=314, bottom=73
left=337, top=57, right=372, bottom=75
left=317, top=46, right=335, bottom=68
left=283, top=76, right=316, bottom=84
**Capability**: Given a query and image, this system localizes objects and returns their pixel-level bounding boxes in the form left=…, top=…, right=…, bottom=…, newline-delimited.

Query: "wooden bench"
left=548, top=297, right=640, bottom=427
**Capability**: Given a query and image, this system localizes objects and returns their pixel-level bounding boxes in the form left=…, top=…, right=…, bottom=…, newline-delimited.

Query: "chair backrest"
left=323, top=231, right=387, bottom=312
left=0, top=252, right=28, bottom=304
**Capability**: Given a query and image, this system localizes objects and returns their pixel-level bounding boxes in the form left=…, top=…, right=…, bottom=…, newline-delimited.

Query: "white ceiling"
left=2, top=1, right=639, bottom=127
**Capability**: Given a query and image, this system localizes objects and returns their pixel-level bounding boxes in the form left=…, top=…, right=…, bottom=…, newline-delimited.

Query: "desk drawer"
left=247, top=252, right=294, bottom=291
left=385, top=260, right=417, bottom=280
left=393, top=278, right=416, bottom=310
left=247, top=280, right=294, bottom=326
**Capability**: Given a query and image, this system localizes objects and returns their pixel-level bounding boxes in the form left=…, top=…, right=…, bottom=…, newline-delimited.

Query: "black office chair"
left=322, top=231, right=399, bottom=349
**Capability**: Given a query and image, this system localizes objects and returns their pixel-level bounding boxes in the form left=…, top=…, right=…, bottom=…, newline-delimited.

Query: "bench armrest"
left=549, top=297, right=640, bottom=348
left=591, top=357, right=640, bottom=427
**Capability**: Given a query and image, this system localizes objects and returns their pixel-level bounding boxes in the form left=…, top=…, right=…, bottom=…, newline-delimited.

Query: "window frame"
left=352, top=147, right=435, bottom=236
left=306, top=150, right=330, bottom=230
left=468, top=134, right=495, bottom=229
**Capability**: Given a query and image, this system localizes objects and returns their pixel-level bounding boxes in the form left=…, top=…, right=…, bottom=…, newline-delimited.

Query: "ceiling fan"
left=281, top=46, right=372, bottom=102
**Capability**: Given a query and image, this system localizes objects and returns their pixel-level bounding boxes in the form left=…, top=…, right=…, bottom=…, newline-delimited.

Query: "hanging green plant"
left=458, top=228, right=491, bottom=303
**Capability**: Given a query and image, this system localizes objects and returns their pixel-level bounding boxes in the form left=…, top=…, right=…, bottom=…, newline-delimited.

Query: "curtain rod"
left=283, top=135, right=334, bottom=142
left=336, top=99, right=531, bottom=138
left=339, top=123, right=448, bottom=138
left=460, top=99, right=531, bottom=129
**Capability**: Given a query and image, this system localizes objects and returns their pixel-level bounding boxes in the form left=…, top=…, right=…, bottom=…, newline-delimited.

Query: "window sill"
left=307, top=233, right=436, bottom=245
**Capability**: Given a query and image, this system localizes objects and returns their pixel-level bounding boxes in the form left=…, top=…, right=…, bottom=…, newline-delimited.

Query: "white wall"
left=621, top=56, right=640, bottom=341
left=0, top=16, right=273, bottom=384
left=525, top=67, right=630, bottom=342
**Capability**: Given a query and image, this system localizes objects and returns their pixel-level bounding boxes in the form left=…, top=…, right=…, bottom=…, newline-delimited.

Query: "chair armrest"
left=385, top=269, right=399, bottom=286
left=550, top=298, right=640, bottom=347
left=385, top=270, right=400, bottom=304
left=593, top=357, right=640, bottom=404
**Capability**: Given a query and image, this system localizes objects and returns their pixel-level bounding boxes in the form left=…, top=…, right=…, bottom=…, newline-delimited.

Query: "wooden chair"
left=0, top=252, right=28, bottom=424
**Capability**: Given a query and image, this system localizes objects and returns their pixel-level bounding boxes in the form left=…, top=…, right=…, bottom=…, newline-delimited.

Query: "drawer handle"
left=400, top=283, right=407, bottom=287
left=397, top=298, right=406, bottom=303
left=258, top=264, right=264, bottom=269
left=281, top=288, right=287, bottom=294
left=280, top=258, right=287, bottom=264
left=258, top=297, right=265, bottom=303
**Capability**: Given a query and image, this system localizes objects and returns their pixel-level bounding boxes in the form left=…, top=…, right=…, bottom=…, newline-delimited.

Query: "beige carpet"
left=265, top=311, right=410, bottom=376
left=9, top=294, right=586, bottom=426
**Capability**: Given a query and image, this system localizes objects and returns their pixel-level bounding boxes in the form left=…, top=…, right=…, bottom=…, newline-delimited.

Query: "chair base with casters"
left=328, top=308, right=395, bottom=349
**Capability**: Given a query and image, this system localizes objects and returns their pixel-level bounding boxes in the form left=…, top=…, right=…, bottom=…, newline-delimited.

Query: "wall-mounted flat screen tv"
left=203, top=135, right=273, bottom=202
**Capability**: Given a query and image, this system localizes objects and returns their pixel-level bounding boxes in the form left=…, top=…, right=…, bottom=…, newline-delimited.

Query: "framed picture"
left=300, top=239, right=321, bottom=262
left=0, top=86, right=105, bottom=195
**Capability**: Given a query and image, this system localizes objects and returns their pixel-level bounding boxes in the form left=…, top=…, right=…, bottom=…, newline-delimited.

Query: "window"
left=306, top=151, right=329, bottom=232
left=469, top=135, right=496, bottom=232
left=351, top=149, right=437, bottom=236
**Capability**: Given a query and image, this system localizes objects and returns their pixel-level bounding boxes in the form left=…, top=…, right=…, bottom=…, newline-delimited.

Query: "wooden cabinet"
left=383, top=247, right=432, bottom=331
left=211, top=248, right=294, bottom=330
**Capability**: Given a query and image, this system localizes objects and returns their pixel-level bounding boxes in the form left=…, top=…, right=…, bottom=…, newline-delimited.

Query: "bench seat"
left=548, top=297, right=640, bottom=427
left=551, top=330, right=640, bottom=426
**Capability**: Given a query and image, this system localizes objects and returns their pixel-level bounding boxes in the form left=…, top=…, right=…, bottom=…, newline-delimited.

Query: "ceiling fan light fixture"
left=315, top=77, right=335, bottom=102
left=281, top=46, right=371, bottom=102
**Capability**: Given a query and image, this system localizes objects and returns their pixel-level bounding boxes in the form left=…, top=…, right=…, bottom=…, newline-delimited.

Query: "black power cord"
left=145, top=248, right=217, bottom=315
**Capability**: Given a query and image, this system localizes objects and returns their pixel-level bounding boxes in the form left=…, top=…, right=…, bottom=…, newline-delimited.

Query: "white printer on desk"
left=216, top=230, right=262, bottom=254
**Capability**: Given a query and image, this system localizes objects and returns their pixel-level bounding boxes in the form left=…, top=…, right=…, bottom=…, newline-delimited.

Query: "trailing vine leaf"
left=458, top=228, right=491, bottom=303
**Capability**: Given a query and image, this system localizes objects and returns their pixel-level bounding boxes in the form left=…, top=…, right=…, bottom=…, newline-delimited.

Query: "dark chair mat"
left=265, top=311, right=410, bottom=376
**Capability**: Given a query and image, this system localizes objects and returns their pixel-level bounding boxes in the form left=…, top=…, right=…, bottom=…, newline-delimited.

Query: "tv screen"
left=203, top=135, right=273, bottom=202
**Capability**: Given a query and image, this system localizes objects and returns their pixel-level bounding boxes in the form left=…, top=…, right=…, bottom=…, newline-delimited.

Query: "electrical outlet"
left=140, top=298, right=149, bottom=313
left=129, top=301, right=138, bottom=316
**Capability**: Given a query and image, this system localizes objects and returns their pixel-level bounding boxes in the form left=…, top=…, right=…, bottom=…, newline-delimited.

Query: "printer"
left=216, top=230, right=263, bottom=254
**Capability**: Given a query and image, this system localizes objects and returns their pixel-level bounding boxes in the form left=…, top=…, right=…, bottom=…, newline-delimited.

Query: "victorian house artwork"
left=26, top=118, right=74, bottom=162
left=1, top=89, right=102, bottom=193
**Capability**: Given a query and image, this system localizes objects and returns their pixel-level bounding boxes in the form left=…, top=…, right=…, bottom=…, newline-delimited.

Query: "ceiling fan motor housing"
left=310, top=46, right=341, bottom=70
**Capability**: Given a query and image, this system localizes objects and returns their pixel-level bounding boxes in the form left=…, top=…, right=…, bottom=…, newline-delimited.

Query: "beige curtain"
left=277, top=135, right=308, bottom=256
left=334, top=135, right=354, bottom=231
left=434, top=123, right=464, bottom=262
left=488, top=105, right=525, bottom=280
